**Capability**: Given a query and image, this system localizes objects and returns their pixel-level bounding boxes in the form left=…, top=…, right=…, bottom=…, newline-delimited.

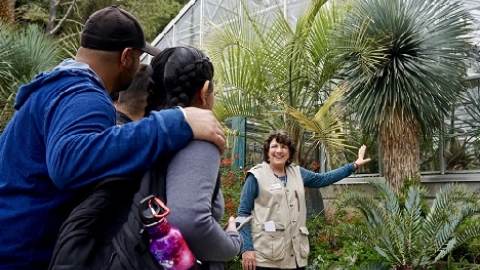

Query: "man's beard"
left=117, top=69, right=135, bottom=92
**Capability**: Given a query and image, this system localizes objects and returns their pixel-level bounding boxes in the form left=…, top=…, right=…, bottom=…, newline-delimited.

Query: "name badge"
left=269, top=183, right=282, bottom=191
left=264, top=220, right=276, bottom=232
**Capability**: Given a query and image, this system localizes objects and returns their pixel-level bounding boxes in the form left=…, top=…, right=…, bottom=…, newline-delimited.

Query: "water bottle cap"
left=139, top=195, right=170, bottom=225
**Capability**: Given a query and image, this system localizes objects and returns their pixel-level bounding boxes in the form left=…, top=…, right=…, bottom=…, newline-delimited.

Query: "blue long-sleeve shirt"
left=237, top=164, right=355, bottom=252
left=0, top=60, right=193, bottom=270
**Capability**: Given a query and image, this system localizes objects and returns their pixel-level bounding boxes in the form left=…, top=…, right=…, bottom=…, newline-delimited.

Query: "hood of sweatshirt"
left=14, top=59, right=104, bottom=110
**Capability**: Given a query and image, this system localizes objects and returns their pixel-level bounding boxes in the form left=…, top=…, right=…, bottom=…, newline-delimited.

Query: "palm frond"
left=463, top=85, right=480, bottom=138
left=424, top=185, right=471, bottom=243
left=9, top=24, right=61, bottom=84
left=16, top=2, right=49, bottom=24
left=286, top=89, right=352, bottom=155
left=346, top=181, right=480, bottom=268
left=339, top=191, right=386, bottom=229
left=454, top=222, right=480, bottom=250
left=434, top=238, right=458, bottom=263
left=340, top=0, right=472, bottom=133
left=0, top=23, right=60, bottom=131
left=56, top=24, right=81, bottom=58
left=213, top=88, right=260, bottom=122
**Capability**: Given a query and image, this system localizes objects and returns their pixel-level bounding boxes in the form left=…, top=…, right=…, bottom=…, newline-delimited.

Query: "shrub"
left=339, top=182, right=480, bottom=269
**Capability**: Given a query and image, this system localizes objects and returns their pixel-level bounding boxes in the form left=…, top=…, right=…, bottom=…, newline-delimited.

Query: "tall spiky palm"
left=208, top=0, right=353, bottom=165
left=0, top=23, right=60, bottom=131
left=339, top=0, right=472, bottom=190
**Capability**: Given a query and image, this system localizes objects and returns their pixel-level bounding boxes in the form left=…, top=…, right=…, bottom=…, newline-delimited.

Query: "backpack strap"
left=211, top=172, right=221, bottom=205
left=111, top=158, right=170, bottom=269
left=112, top=158, right=220, bottom=270
left=48, top=175, right=139, bottom=270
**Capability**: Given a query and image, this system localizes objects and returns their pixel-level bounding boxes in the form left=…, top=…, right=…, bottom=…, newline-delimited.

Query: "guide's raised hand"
left=354, top=144, right=371, bottom=168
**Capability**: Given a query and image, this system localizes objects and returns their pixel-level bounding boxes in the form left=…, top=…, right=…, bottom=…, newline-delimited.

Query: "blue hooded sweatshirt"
left=0, top=60, right=193, bottom=270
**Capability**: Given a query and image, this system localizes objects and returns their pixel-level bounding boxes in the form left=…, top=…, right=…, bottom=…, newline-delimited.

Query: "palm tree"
left=208, top=0, right=359, bottom=215
left=340, top=182, right=480, bottom=269
left=0, top=23, right=61, bottom=131
left=208, top=0, right=353, bottom=166
left=339, top=0, right=472, bottom=191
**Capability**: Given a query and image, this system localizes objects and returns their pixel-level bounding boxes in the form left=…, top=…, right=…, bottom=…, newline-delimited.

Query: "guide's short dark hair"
left=263, top=130, right=296, bottom=166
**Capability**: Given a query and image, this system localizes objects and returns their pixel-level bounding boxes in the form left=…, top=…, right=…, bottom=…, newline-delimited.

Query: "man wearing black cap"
left=0, top=6, right=225, bottom=270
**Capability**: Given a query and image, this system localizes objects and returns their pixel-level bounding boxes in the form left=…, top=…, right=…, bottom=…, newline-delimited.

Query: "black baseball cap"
left=81, top=6, right=159, bottom=56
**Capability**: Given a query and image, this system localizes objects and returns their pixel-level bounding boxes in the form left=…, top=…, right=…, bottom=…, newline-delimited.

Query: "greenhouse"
left=147, top=0, right=480, bottom=181
left=144, top=0, right=480, bottom=264
left=1, top=0, right=480, bottom=268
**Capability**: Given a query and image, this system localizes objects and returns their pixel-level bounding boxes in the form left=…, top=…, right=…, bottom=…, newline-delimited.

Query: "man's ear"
left=200, top=80, right=210, bottom=106
left=119, top=48, right=133, bottom=68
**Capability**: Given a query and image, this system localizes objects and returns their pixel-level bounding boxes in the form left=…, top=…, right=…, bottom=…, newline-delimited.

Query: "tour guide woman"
left=237, top=131, right=371, bottom=270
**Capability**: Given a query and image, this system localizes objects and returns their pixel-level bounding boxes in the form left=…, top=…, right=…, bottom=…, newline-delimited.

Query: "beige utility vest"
left=249, top=162, right=309, bottom=269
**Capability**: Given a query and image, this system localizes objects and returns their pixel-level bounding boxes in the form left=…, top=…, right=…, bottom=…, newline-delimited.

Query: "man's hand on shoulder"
left=183, top=107, right=225, bottom=152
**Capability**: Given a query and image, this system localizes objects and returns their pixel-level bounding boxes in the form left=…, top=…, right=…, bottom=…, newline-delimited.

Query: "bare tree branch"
left=48, top=0, right=77, bottom=36
left=47, top=0, right=58, bottom=33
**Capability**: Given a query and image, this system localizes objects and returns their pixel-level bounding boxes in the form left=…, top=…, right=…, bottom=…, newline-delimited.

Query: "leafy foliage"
left=208, top=0, right=355, bottom=165
left=340, top=182, right=480, bottom=269
left=123, top=0, right=186, bottom=42
left=464, top=83, right=480, bottom=140
left=0, top=0, right=188, bottom=129
left=306, top=212, right=388, bottom=270
left=0, top=23, right=60, bottom=131
left=286, top=85, right=356, bottom=164
left=15, top=0, right=187, bottom=57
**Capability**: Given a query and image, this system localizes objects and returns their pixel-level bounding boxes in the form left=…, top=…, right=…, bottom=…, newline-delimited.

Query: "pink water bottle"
left=140, top=195, right=196, bottom=270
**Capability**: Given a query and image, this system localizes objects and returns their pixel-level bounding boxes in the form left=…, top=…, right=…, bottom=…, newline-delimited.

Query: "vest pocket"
left=298, top=226, right=310, bottom=258
left=254, top=231, right=285, bottom=261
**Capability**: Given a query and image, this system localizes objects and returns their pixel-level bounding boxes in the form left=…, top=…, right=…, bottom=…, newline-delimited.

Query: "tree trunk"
left=47, top=0, right=58, bottom=33
left=0, top=0, right=15, bottom=23
left=379, top=111, right=421, bottom=192
left=47, top=0, right=77, bottom=35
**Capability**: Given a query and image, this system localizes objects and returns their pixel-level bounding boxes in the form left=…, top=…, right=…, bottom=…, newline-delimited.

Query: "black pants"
left=256, top=267, right=305, bottom=270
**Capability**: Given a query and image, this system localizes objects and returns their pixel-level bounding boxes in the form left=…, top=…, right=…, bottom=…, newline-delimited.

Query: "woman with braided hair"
left=147, top=46, right=242, bottom=269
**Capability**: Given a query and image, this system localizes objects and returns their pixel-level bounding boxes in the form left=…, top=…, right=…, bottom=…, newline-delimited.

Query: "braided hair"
left=149, top=46, right=214, bottom=109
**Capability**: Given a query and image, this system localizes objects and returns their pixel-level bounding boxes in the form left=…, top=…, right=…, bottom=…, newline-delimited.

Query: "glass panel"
left=466, top=0, right=480, bottom=75
left=250, top=7, right=283, bottom=28
left=444, top=82, right=480, bottom=171
left=286, top=0, right=310, bottom=25
left=156, top=30, right=174, bottom=50
left=204, top=0, right=240, bottom=25
left=175, top=4, right=201, bottom=47
left=245, top=121, right=267, bottom=168
left=247, top=0, right=283, bottom=12
left=420, top=135, right=441, bottom=172
left=202, top=0, right=241, bottom=38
